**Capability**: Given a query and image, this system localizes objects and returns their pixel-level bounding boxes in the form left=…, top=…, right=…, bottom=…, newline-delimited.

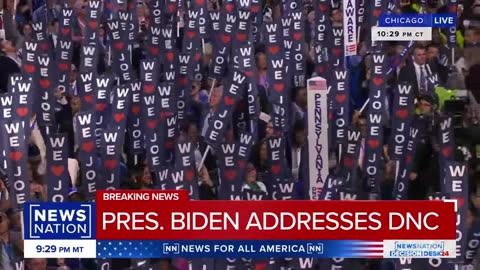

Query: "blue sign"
left=379, top=14, right=456, bottom=27
left=24, top=202, right=96, bottom=240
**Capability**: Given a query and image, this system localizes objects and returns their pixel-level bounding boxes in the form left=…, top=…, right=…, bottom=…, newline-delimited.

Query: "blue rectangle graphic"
left=24, top=202, right=96, bottom=240
left=96, top=240, right=383, bottom=259
left=378, top=14, right=456, bottom=27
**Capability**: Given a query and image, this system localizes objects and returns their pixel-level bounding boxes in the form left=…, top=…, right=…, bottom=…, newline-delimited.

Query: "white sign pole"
left=307, top=77, right=329, bottom=200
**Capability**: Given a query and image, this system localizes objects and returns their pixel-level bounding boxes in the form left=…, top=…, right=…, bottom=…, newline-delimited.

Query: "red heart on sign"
left=24, top=64, right=35, bottom=73
left=51, top=165, right=65, bottom=177
left=59, top=63, right=69, bottom=71
left=449, top=5, right=456, bottom=13
left=178, top=77, right=187, bottom=86
left=88, top=21, right=98, bottom=29
left=131, top=106, right=140, bottom=115
left=165, top=140, right=174, bottom=149
left=221, top=35, right=231, bottom=43
left=406, top=153, right=412, bottom=164
left=368, top=139, right=380, bottom=148
left=318, top=66, right=325, bottom=74
left=335, top=94, right=346, bottom=103
left=160, top=111, right=170, bottom=120
left=114, top=42, right=124, bottom=50
left=106, top=2, right=113, bottom=9
left=343, top=157, right=355, bottom=168
left=271, top=164, right=281, bottom=175
left=245, top=70, right=253, bottom=77
left=237, top=33, right=247, bottom=42
left=442, top=147, right=451, bottom=157
left=150, top=47, right=159, bottom=56
left=40, top=42, right=49, bottom=51
left=455, top=197, right=464, bottom=208
left=166, top=52, right=174, bottom=62
left=61, top=28, right=70, bottom=36
left=40, top=79, right=50, bottom=88
left=251, top=4, right=260, bottom=13
left=195, top=0, right=204, bottom=5
left=237, top=160, right=245, bottom=169
left=225, top=3, right=234, bottom=12
left=269, top=46, right=280, bottom=55
left=82, top=141, right=95, bottom=153
left=395, top=109, right=408, bottom=120
left=332, top=48, right=341, bottom=56
left=9, top=151, right=23, bottom=161
left=186, top=31, right=196, bottom=39
left=274, top=83, right=284, bottom=92
left=104, top=159, right=117, bottom=169
left=225, top=169, right=236, bottom=181
left=128, top=1, right=134, bottom=9
left=293, top=32, right=302, bottom=41
left=373, top=77, right=383, bottom=86
left=168, top=3, right=176, bottom=13
left=16, top=107, right=28, bottom=117
left=194, top=53, right=201, bottom=61
left=224, top=96, right=235, bottom=106
left=319, top=4, right=327, bottom=11
left=84, top=95, right=93, bottom=103
left=144, top=85, right=154, bottom=93
left=373, top=9, right=381, bottom=17
left=114, top=113, right=124, bottom=123
left=96, top=103, right=107, bottom=111
left=147, top=120, right=158, bottom=129
left=185, top=170, right=194, bottom=181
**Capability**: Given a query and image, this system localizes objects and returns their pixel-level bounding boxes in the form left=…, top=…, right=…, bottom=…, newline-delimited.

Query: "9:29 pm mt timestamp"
left=36, top=244, right=84, bottom=253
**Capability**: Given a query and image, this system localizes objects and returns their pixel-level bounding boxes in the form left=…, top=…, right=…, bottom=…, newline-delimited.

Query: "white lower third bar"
left=24, top=240, right=96, bottom=258
left=372, top=26, right=432, bottom=41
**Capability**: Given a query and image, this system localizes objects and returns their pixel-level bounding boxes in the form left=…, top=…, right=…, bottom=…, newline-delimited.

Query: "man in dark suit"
left=0, top=39, right=21, bottom=93
left=398, top=45, right=432, bottom=98
left=426, top=44, right=449, bottom=85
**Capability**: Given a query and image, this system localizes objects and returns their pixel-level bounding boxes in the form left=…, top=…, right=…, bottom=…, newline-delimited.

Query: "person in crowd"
left=48, top=19, right=59, bottom=50
left=292, top=87, right=307, bottom=122
left=426, top=44, right=449, bottom=84
left=330, top=7, right=342, bottom=27
left=409, top=94, right=441, bottom=199
left=1, top=0, right=23, bottom=47
left=288, top=120, right=306, bottom=182
left=398, top=45, right=433, bottom=97
left=251, top=140, right=269, bottom=182
left=22, top=23, right=33, bottom=41
left=25, top=258, right=48, bottom=270
left=465, top=28, right=480, bottom=48
left=0, top=39, right=21, bottom=93
left=242, top=162, right=268, bottom=194
left=201, top=85, right=223, bottom=136
left=32, top=0, right=58, bottom=24
left=0, top=210, right=22, bottom=269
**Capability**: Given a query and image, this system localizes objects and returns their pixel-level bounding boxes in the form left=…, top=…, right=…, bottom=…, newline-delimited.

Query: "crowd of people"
left=1, top=0, right=480, bottom=269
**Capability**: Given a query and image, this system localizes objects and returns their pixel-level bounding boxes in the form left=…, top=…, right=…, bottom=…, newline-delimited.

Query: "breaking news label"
left=23, top=191, right=457, bottom=259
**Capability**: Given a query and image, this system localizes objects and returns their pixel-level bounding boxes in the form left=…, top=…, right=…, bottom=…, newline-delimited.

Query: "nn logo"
left=24, top=202, right=95, bottom=240
left=163, top=243, right=180, bottom=254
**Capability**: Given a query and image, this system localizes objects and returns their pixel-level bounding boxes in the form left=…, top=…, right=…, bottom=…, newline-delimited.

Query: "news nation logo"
left=24, top=203, right=96, bottom=240
left=384, top=240, right=456, bottom=258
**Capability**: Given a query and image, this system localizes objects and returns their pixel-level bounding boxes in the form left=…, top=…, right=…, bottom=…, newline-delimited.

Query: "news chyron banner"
left=24, top=191, right=457, bottom=259
left=372, top=13, right=456, bottom=41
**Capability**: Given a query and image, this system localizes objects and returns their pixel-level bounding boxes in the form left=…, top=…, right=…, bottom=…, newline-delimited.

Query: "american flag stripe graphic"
left=349, top=241, right=384, bottom=258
